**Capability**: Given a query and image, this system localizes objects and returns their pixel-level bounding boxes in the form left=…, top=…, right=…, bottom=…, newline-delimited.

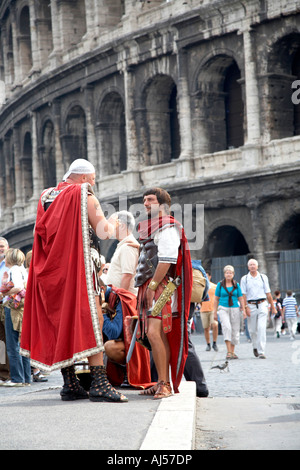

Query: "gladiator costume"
left=135, top=215, right=192, bottom=393
left=20, top=179, right=127, bottom=402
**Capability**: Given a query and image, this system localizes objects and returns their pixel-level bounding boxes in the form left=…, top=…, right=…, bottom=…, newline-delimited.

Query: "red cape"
left=137, top=215, right=192, bottom=393
left=20, top=182, right=103, bottom=371
left=105, top=286, right=153, bottom=389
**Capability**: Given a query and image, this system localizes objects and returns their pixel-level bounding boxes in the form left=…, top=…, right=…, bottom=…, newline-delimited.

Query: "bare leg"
left=212, top=321, right=218, bottom=342
left=88, top=295, right=104, bottom=366
left=204, top=327, right=210, bottom=345
left=105, top=340, right=126, bottom=364
left=147, top=317, right=170, bottom=383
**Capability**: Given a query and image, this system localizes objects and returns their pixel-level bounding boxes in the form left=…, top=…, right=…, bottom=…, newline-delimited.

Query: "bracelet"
left=148, top=280, right=159, bottom=291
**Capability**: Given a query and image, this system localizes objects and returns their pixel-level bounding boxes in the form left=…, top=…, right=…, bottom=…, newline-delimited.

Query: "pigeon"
left=210, top=360, right=229, bottom=372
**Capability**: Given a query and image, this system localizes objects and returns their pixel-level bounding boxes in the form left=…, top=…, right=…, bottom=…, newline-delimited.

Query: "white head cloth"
left=63, top=159, right=95, bottom=181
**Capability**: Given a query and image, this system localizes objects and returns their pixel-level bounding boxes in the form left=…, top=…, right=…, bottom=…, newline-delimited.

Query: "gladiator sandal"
left=153, top=381, right=172, bottom=400
left=89, top=365, right=128, bottom=403
left=60, top=365, right=89, bottom=401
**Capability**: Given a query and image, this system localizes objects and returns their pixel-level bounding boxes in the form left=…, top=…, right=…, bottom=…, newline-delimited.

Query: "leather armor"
left=134, top=239, right=158, bottom=287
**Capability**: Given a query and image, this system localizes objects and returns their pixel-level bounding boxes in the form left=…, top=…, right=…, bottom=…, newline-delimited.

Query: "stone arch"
left=192, top=53, right=244, bottom=153
left=18, top=5, right=33, bottom=77
left=22, top=131, right=33, bottom=201
left=62, top=104, right=87, bottom=168
left=40, top=119, right=56, bottom=188
left=141, top=73, right=180, bottom=166
left=35, top=0, right=53, bottom=67
left=96, top=91, right=127, bottom=176
left=207, top=224, right=250, bottom=258
left=276, top=213, right=300, bottom=251
left=267, top=32, right=300, bottom=139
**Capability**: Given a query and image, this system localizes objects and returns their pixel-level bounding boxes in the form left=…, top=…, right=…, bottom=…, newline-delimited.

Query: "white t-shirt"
left=154, top=226, right=181, bottom=312
left=106, top=234, right=139, bottom=295
left=240, top=271, right=270, bottom=301
left=154, top=226, right=180, bottom=264
left=9, top=265, right=28, bottom=289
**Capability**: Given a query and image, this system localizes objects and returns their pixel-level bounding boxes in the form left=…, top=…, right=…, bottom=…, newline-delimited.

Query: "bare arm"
left=87, top=194, right=117, bottom=240
left=266, top=292, right=276, bottom=314
left=120, top=273, right=134, bottom=291
left=243, top=294, right=251, bottom=317
left=213, top=296, right=220, bottom=321
left=238, top=296, right=247, bottom=318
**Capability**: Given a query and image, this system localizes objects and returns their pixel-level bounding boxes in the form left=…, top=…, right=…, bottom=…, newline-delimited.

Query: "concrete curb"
left=140, top=381, right=196, bottom=450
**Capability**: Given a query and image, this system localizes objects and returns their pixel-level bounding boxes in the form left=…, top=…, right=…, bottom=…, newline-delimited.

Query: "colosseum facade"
left=0, top=0, right=300, bottom=293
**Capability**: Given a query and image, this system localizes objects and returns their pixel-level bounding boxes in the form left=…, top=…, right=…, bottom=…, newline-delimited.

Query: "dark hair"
left=143, top=187, right=171, bottom=207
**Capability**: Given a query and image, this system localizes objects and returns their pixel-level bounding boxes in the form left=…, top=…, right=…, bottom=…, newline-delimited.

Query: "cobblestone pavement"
left=192, top=329, right=300, bottom=450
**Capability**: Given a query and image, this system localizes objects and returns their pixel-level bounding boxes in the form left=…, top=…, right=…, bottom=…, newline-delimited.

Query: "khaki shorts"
left=200, top=311, right=215, bottom=329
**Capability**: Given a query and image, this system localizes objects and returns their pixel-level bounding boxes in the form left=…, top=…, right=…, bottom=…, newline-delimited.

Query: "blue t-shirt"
left=102, top=287, right=123, bottom=340
left=215, top=282, right=242, bottom=308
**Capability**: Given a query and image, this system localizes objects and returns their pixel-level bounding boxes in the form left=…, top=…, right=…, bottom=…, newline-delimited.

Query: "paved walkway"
left=0, top=328, right=299, bottom=450
left=0, top=361, right=195, bottom=450
left=193, top=329, right=300, bottom=450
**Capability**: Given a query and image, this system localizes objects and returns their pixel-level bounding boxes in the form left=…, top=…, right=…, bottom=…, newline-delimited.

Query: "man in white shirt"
left=240, top=258, right=276, bottom=358
left=106, top=211, right=139, bottom=295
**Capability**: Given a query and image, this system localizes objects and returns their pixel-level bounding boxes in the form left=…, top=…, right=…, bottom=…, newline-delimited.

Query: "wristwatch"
left=148, top=280, right=159, bottom=291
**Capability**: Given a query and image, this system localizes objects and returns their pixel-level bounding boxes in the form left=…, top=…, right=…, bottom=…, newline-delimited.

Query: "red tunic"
left=20, top=182, right=103, bottom=371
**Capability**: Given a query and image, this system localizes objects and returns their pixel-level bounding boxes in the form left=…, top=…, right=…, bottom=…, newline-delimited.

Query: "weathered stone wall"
left=0, top=0, right=300, bottom=291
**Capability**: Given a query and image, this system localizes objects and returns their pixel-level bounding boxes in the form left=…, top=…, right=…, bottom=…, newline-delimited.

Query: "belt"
left=247, top=298, right=266, bottom=307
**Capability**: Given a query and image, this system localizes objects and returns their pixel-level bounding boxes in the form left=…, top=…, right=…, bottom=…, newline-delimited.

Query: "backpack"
left=190, top=260, right=210, bottom=303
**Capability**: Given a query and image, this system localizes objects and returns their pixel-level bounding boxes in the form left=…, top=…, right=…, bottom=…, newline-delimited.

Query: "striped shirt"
left=282, top=296, right=297, bottom=318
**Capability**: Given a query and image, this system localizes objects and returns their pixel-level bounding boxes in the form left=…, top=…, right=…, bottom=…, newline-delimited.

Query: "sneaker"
left=206, top=344, right=211, bottom=351
left=253, top=348, right=259, bottom=357
left=212, top=343, right=218, bottom=352
left=0, top=380, right=25, bottom=387
left=258, top=354, right=266, bottom=359
left=33, top=371, right=48, bottom=382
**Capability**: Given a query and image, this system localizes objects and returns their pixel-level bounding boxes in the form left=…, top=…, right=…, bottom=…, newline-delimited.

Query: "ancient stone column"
left=82, top=85, right=97, bottom=171
left=52, top=99, right=65, bottom=182
left=122, top=66, right=141, bottom=190
left=247, top=200, right=267, bottom=273
left=265, top=251, right=280, bottom=292
left=242, top=26, right=261, bottom=145
left=30, top=111, right=43, bottom=200
left=10, top=127, right=23, bottom=221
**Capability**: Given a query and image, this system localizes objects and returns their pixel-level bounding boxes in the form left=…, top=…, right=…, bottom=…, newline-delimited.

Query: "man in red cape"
left=135, top=188, right=192, bottom=399
left=20, top=159, right=128, bottom=403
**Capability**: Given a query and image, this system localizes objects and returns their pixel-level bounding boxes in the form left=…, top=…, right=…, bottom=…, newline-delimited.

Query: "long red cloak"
left=20, top=182, right=103, bottom=371
left=137, top=215, right=192, bottom=393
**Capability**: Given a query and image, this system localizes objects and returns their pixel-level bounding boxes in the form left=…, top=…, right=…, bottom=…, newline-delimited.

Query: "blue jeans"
left=4, top=307, right=31, bottom=383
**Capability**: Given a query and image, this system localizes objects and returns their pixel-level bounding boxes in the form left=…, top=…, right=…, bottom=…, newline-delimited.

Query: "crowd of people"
left=0, top=158, right=299, bottom=402
left=192, top=259, right=300, bottom=360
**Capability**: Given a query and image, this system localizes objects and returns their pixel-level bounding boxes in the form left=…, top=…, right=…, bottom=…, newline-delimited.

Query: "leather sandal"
left=153, top=381, right=172, bottom=400
left=89, top=365, right=128, bottom=403
left=139, top=383, right=158, bottom=396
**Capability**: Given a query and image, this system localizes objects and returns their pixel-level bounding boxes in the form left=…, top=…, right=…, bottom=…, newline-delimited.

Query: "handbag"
left=9, top=307, right=24, bottom=334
